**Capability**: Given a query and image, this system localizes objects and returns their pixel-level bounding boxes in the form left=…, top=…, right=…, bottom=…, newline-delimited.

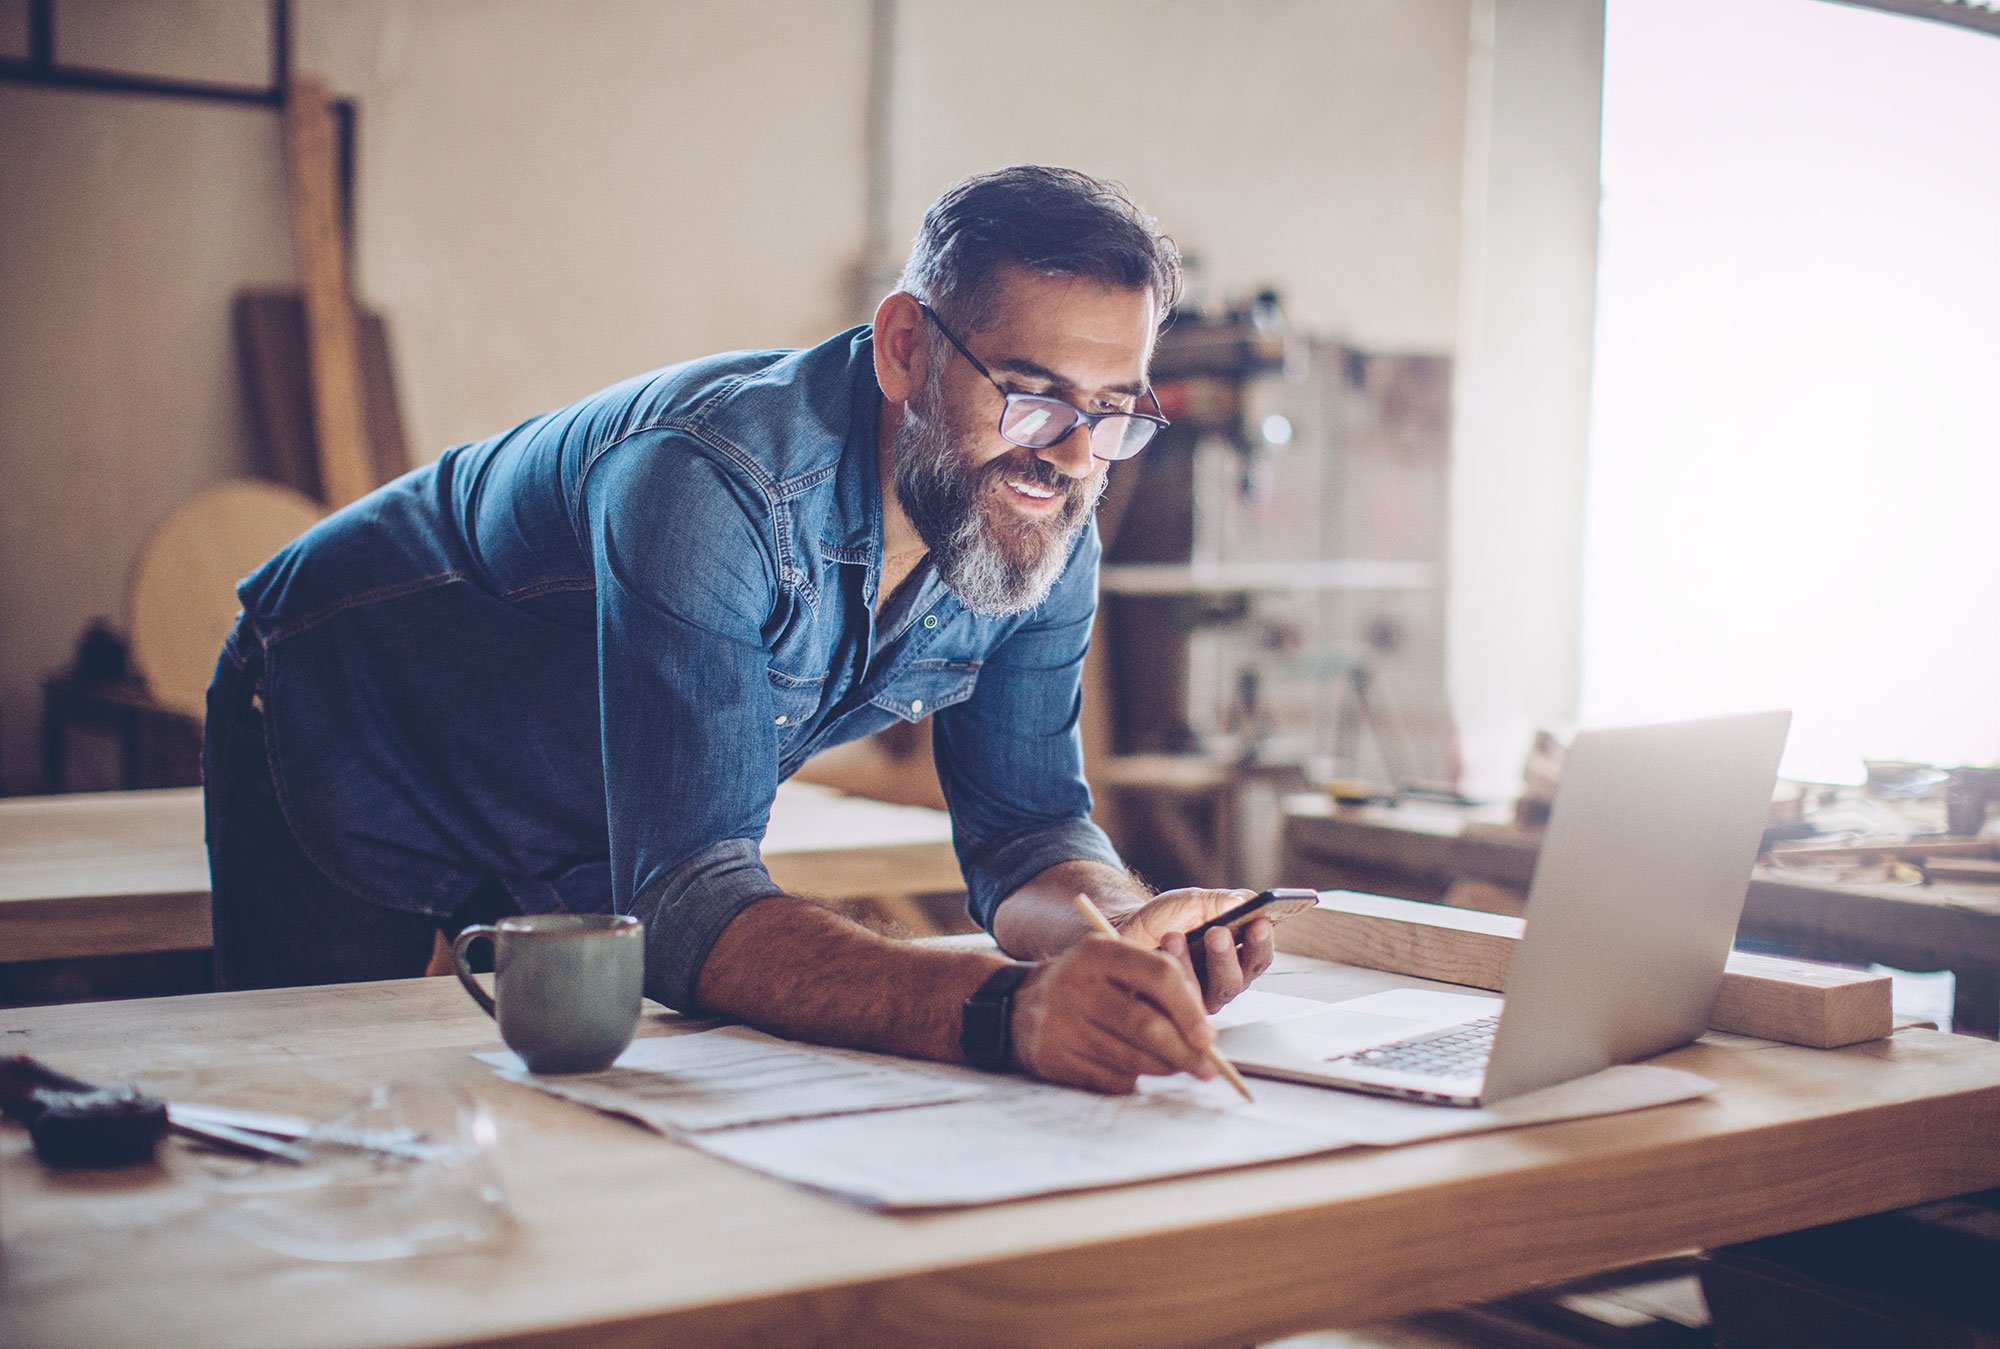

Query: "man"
left=205, top=165, right=1275, bottom=1094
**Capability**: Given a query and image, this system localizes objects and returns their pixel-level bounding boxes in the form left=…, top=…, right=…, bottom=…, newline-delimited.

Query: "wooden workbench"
left=1282, top=794, right=2000, bottom=1038
left=0, top=783, right=966, bottom=965
left=3, top=961, right=1998, bottom=1348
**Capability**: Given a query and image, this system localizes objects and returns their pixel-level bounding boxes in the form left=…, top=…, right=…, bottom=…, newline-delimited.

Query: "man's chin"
left=978, top=494, right=1069, bottom=566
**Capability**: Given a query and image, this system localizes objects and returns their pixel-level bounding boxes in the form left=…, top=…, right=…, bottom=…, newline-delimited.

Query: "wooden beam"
left=1276, top=892, right=1893, bottom=1049
left=283, top=75, right=373, bottom=508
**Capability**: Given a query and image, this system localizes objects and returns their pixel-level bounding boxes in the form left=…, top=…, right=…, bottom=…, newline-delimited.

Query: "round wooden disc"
left=129, top=480, right=324, bottom=718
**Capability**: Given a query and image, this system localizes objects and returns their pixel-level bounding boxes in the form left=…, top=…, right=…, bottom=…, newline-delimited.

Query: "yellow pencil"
left=1070, top=893, right=1255, bottom=1103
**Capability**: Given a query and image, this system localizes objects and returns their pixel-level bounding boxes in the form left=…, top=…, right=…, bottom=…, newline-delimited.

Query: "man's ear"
left=872, top=291, right=927, bottom=405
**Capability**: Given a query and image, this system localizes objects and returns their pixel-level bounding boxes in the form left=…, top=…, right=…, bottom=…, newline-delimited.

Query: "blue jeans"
left=203, top=622, right=516, bottom=990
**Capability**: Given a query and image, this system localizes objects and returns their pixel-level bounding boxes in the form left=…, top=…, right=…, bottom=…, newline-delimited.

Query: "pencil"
left=1070, top=893, right=1255, bottom=1103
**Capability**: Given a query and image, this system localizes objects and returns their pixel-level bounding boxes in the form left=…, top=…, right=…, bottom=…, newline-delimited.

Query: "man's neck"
left=876, top=394, right=929, bottom=616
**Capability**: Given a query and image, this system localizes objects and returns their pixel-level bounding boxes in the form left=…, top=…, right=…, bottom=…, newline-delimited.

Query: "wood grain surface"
left=283, top=76, right=372, bottom=509
left=2, top=965, right=1997, bottom=1348
left=0, top=784, right=963, bottom=964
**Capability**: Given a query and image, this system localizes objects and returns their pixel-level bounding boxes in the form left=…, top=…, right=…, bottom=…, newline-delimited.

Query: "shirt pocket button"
left=774, top=714, right=788, bottom=726
left=910, top=699, right=924, bottom=715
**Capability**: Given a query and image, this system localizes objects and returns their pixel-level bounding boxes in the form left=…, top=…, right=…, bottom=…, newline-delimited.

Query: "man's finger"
left=1101, top=945, right=1214, bottom=1052
left=1199, top=926, right=1246, bottom=1012
left=1055, top=1036, right=1141, bottom=1094
left=1085, top=990, right=1211, bottom=1078
left=1238, top=917, right=1276, bottom=983
left=1159, top=929, right=1200, bottom=989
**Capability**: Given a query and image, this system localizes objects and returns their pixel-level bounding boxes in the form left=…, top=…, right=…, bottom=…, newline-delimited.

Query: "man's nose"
left=1034, top=421, right=1099, bottom=480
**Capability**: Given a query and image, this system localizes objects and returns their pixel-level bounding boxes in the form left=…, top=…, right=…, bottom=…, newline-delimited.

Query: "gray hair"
left=896, top=165, right=1183, bottom=333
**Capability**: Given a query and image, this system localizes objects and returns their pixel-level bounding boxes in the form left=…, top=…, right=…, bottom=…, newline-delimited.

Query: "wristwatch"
left=961, top=963, right=1034, bottom=1072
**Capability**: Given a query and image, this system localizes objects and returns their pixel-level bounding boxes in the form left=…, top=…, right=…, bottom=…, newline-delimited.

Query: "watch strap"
left=961, top=962, right=1034, bottom=1072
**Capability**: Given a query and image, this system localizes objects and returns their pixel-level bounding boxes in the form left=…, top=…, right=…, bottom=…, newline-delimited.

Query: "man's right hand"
left=1006, top=936, right=1219, bottom=1094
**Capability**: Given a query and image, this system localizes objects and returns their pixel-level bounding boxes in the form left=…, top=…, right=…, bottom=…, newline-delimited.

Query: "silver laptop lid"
left=1480, top=710, right=1791, bottom=1102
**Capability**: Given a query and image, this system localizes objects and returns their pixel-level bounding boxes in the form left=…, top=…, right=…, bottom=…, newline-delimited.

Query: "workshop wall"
left=0, top=0, right=1481, bottom=793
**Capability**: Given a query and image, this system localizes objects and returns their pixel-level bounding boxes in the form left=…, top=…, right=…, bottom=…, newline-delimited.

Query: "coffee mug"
left=452, top=914, right=644, bottom=1074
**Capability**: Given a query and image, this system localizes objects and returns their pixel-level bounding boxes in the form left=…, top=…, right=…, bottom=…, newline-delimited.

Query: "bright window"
left=1584, top=0, right=2000, bottom=782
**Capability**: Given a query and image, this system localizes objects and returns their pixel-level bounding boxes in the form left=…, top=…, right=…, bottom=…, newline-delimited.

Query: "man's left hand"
left=1112, top=889, right=1275, bottom=1013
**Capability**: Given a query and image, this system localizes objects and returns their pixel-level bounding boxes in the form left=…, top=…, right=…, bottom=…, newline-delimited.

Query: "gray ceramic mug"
left=452, top=914, right=644, bottom=1074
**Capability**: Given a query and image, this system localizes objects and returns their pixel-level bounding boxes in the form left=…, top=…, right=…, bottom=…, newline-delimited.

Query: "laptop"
left=1220, top=710, right=1791, bottom=1106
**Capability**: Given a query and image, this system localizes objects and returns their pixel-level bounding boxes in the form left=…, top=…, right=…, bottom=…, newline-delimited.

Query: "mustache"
left=979, top=451, right=1084, bottom=500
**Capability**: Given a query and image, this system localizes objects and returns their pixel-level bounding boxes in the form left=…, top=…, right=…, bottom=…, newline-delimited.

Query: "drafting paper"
left=478, top=1025, right=983, bottom=1134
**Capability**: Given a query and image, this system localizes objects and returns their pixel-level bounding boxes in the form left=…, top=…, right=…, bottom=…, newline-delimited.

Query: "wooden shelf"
left=1099, top=559, right=1436, bottom=596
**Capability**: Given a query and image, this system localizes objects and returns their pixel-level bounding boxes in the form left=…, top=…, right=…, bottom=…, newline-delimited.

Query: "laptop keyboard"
left=1333, top=1015, right=1501, bottom=1078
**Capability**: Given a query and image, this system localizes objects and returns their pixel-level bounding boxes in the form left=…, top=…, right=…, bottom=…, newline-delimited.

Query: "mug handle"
left=452, top=925, right=499, bottom=1018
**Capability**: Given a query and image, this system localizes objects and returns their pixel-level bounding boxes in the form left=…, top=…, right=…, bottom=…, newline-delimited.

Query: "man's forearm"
left=990, top=859, right=1153, bottom=960
left=693, top=894, right=1008, bottom=1063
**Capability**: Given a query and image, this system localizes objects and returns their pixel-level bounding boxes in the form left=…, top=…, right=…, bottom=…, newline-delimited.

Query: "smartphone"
left=1181, top=888, right=1319, bottom=945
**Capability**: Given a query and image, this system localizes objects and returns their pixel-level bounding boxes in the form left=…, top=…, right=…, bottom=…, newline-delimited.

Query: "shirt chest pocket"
left=766, top=668, right=827, bottom=739
left=869, top=659, right=981, bottom=723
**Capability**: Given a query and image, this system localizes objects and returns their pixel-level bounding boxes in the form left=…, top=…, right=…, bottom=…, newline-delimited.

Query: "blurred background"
left=3, top=0, right=1997, bottom=999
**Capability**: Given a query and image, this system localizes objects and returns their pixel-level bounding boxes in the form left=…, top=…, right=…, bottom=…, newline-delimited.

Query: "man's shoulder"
left=610, top=326, right=876, bottom=489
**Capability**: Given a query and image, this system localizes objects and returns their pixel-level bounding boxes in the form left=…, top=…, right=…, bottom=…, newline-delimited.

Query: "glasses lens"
left=1000, top=396, right=1081, bottom=449
left=1089, top=415, right=1160, bottom=461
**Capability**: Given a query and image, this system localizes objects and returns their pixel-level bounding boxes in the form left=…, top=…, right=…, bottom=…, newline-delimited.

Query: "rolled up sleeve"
left=933, top=521, right=1124, bottom=931
left=584, top=432, right=786, bottom=1011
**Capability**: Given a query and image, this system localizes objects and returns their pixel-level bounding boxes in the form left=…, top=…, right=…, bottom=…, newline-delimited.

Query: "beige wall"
left=0, top=83, right=296, bottom=791
left=1448, top=0, right=1604, bottom=796
left=0, top=0, right=1485, bottom=793
left=301, top=0, right=874, bottom=456
left=886, top=0, right=1470, bottom=349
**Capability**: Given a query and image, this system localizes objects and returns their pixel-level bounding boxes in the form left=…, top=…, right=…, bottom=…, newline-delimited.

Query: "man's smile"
left=1001, top=475, right=1064, bottom=509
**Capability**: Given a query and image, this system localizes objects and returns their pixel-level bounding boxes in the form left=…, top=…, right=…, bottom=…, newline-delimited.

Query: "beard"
left=889, top=363, right=1106, bottom=618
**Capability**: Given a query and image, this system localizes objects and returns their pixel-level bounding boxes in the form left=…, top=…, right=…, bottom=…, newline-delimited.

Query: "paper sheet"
left=689, top=1061, right=1713, bottom=1208
left=480, top=996, right=1716, bottom=1210
left=477, top=1025, right=983, bottom=1133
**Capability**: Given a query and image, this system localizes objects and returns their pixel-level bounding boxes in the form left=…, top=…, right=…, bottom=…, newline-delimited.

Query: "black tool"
left=2, top=1055, right=305, bottom=1168
left=1, top=1056, right=167, bottom=1168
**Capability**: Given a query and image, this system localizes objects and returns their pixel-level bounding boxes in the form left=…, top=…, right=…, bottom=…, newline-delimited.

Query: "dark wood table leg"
left=1954, top=970, right=1999, bottom=1040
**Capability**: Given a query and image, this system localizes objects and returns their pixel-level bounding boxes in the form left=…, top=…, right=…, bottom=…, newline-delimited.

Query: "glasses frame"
left=917, top=300, right=1170, bottom=461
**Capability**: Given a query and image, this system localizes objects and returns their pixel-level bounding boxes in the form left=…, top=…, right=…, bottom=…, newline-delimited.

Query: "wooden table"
left=4, top=962, right=1999, bottom=1348
left=0, top=784, right=965, bottom=965
left=1282, top=794, right=2000, bottom=1037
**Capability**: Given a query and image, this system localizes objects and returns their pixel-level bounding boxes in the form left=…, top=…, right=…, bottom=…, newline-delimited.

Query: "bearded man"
left=203, top=165, right=1274, bottom=1093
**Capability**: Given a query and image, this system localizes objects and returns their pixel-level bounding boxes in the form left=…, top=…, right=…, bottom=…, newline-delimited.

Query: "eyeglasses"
left=918, top=301, right=1169, bottom=461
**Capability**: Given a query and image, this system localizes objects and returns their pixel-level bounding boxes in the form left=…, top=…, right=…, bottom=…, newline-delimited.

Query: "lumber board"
left=234, top=290, right=409, bottom=501
left=283, top=76, right=373, bottom=509
left=1769, top=838, right=1997, bottom=863
left=1276, top=892, right=1893, bottom=1049
left=1921, top=857, right=2000, bottom=884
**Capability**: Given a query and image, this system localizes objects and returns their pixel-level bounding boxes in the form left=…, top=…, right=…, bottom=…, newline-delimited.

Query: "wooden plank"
left=282, top=76, right=373, bottom=509
left=234, top=290, right=410, bottom=502
left=2, top=973, right=1998, bottom=1348
left=1769, top=838, right=1997, bottom=863
left=1922, top=857, right=2000, bottom=884
left=1275, top=893, right=1893, bottom=1048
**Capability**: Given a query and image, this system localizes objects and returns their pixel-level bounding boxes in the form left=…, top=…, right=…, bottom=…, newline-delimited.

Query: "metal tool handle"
left=452, top=925, right=500, bottom=1018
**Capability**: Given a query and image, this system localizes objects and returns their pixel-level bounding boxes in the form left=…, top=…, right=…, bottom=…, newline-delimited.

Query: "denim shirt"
left=235, top=326, right=1122, bottom=1011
